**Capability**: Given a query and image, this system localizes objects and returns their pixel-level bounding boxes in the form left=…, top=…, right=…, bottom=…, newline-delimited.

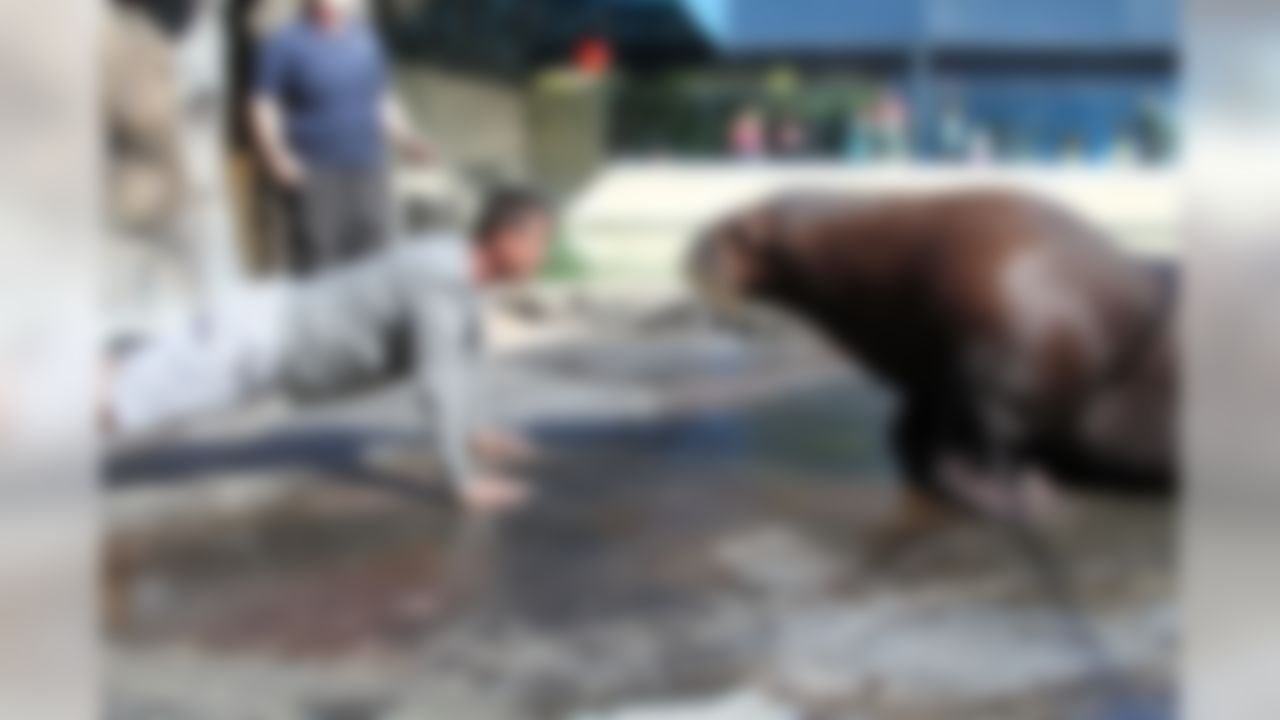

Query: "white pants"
left=111, top=284, right=291, bottom=435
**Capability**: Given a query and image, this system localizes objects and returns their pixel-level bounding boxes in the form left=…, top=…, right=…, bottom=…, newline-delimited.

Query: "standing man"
left=250, top=0, right=430, bottom=275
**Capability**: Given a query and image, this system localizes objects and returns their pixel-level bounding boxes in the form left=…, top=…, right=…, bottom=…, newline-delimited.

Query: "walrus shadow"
left=104, top=427, right=453, bottom=503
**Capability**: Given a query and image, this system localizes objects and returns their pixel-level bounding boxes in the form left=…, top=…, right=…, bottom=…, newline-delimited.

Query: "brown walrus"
left=691, top=189, right=1177, bottom=515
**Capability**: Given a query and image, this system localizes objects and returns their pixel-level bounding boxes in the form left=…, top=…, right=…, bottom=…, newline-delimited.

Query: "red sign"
left=574, top=36, right=613, bottom=76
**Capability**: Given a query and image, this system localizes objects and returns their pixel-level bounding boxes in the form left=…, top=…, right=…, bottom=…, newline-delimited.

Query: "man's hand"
left=362, top=443, right=532, bottom=514
left=459, top=474, right=532, bottom=515
left=249, top=95, right=307, bottom=190
left=472, top=429, right=539, bottom=466
left=401, top=134, right=433, bottom=166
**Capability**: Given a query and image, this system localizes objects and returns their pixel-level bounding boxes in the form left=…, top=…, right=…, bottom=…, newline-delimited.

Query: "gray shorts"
left=283, top=167, right=392, bottom=275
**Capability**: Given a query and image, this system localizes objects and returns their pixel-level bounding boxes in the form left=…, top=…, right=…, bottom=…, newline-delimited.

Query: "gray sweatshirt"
left=278, top=237, right=481, bottom=489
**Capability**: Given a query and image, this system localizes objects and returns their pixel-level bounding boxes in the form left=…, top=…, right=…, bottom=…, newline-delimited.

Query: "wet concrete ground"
left=105, top=324, right=1175, bottom=720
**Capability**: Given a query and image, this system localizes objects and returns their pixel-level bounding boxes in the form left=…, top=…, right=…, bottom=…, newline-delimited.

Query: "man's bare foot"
left=472, top=430, right=539, bottom=466
left=459, top=475, right=533, bottom=515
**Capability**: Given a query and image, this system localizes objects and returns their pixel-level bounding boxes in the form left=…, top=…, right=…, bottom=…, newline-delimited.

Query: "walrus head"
left=688, top=203, right=783, bottom=318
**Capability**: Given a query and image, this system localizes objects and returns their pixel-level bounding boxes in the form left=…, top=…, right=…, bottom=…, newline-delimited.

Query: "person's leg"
left=285, top=170, right=348, bottom=276
left=281, top=183, right=314, bottom=275
left=107, top=284, right=292, bottom=436
left=344, top=168, right=393, bottom=262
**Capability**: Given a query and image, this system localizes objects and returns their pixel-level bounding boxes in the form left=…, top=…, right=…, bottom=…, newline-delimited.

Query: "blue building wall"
left=718, top=0, right=919, bottom=51
left=677, top=0, right=1178, bottom=53
left=927, top=0, right=1175, bottom=49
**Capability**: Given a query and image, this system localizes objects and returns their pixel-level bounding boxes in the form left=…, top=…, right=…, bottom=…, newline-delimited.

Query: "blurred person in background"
left=988, top=125, right=1012, bottom=162
left=101, top=188, right=554, bottom=513
left=104, top=0, right=244, bottom=321
left=867, top=86, right=910, bottom=160
left=936, top=91, right=973, bottom=162
left=250, top=0, right=431, bottom=275
left=965, top=125, right=998, bottom=165
left=774, top=116, right=811, bottom=160
left=103, top=0, right=184, bottom=248
left=843, top=102, right=871, bottom=162
left=728, top=107, right=767, bottom=160
left=1126, top=93, right=1176, bottom=165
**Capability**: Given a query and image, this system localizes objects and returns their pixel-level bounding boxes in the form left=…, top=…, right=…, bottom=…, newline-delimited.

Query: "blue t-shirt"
left=255, top=20, right=389, bottom=169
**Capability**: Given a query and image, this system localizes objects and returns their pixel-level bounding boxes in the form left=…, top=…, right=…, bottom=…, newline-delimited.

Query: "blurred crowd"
left=727, top=86, right=1172, bottom=165
left=724, top=85, right=1177, bottom=165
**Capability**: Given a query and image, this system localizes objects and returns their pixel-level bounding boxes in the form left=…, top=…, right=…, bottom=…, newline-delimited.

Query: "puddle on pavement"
left=531, top=379, right=895, bottom=475
left=108, top=379, right=896, bottom=643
